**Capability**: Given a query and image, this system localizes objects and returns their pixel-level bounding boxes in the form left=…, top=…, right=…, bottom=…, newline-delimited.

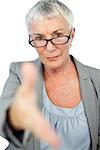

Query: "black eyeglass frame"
left=28, top=29, right=72, bottom=48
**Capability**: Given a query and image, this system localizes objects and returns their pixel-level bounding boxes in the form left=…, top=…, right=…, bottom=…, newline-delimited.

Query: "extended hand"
left=9, top=63, right=60, bottom=148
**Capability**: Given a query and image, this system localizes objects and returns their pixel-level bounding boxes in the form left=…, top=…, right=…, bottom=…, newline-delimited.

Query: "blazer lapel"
left=73, top=56, right=98, bottom=150
left=80, top=78, right=98, bottom=150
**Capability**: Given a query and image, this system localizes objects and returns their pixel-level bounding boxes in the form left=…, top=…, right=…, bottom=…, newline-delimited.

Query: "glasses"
left=29, top=30, right=72, bottom=48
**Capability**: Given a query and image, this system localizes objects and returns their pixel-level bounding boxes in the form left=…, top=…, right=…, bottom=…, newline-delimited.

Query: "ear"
left=72, top=28, right=75, bottom=39
left=69, top=28, right=75, bottom=48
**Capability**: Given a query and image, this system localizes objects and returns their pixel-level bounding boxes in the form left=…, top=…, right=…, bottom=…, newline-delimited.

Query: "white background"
left=0, top=136, right=9, bottom=150
left=0, top=0, right=100, bottom=95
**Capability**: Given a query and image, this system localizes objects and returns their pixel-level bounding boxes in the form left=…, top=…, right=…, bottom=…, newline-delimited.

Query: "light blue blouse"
left=40, top=82, right=91, bottom=150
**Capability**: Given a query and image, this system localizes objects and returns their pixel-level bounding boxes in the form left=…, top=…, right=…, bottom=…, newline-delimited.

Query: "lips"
left=47, top=55, right=59, bottom=58
left=46, top=55, right=60, bottom=60
left=46, top=53, right=61, bottom=58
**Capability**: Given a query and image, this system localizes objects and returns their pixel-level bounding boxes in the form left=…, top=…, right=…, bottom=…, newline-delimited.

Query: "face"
left=30, top=17, right=74, bottom=70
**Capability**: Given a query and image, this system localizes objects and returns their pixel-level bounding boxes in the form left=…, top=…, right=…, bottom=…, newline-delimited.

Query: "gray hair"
left=25, top=0, right=74, bottom=33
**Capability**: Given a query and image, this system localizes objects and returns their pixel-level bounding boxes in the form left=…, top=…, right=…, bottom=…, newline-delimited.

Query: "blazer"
left=0, top=55, right=100, bottom=150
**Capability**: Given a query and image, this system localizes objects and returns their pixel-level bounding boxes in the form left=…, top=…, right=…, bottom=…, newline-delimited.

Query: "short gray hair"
left=25, top=0, right=74, bottom=33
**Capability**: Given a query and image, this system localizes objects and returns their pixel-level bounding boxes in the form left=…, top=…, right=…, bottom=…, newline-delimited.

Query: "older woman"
left=0, top=0, right=100, bottom=150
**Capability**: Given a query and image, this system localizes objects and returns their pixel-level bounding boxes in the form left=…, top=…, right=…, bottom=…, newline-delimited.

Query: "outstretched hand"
left=9, top=63, right=60, bottom=148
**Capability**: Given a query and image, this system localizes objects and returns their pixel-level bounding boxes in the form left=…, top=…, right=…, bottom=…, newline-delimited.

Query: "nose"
left=46, top=40, right=56, bottom=52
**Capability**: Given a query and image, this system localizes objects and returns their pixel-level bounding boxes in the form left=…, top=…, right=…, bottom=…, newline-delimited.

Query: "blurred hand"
left=9, top=63, right=60, bottom=148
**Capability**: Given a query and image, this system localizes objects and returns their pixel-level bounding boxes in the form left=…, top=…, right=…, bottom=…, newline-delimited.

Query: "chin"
left=45, top=60, right=64, bottom=70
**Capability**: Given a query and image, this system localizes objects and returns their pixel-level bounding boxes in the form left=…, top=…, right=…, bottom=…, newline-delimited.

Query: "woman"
left=0, top=0, right=100, bottom=150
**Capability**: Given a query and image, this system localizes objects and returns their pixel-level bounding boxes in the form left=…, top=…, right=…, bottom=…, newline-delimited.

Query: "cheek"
left=58, top=44, right=69, bottom=54
left=36, top=49, right=47, bottom=63
left=36, top=48, right=44, bottom=57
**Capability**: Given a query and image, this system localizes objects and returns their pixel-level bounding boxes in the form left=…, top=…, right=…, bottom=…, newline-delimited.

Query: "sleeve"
left=0, top=62, right=29, bottom=148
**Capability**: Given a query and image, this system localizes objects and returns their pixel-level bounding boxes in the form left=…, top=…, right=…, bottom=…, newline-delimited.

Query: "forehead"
left=30, top=17, right=70, bottom=35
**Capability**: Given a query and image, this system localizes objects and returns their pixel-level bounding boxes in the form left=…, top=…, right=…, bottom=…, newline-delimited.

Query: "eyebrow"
left=52, top=29, right=64, bottom=34
left=32, top=29, right=65, bottom=36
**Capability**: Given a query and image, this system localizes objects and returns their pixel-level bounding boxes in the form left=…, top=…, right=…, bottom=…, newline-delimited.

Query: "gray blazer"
left=0, top=55, right=100, bottom=150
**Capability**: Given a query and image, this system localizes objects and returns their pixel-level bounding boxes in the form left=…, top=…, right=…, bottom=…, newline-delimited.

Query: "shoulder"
left=72, top=55, right=100, bottom=85
left=81, top=63, right=100, bottom=87
left=85, top=64, right=100, bottom=79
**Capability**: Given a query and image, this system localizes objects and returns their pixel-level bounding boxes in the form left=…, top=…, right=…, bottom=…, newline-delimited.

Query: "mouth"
left=47, top=55, right=60, bottom=60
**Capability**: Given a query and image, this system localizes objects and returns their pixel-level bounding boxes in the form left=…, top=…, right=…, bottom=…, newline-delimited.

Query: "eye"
left=34, top=37, right=43, bottom=40
left=32, top=34, right=44, bottom=40
left=55, top=33, right=64, bottom=37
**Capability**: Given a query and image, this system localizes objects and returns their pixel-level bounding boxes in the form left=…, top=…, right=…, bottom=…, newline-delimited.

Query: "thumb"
left=21, top=62, right=37, bottom=93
